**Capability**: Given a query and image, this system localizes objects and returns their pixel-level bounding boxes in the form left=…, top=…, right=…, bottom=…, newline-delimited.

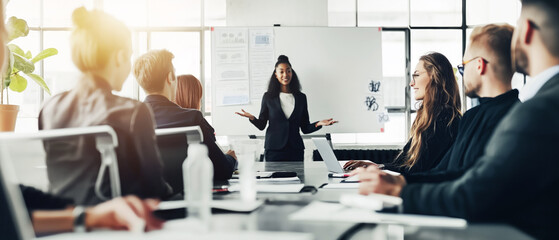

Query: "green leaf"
left=31, top=48, right=58, bottom=64
left=25, top=51, right=32, bottom=59
left=13, top=52, right=35, bottom=74
left=9, top=74, right=27, bottom=92
left=25, top=73, right=51, bottom=95
left=6, top=16, right=29, bottom=42
left=7, top=44, right=24, bottom=56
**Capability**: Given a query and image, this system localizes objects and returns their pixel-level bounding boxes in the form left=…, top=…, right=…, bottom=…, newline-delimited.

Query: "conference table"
left=204, top=161, right=534, bottom=240
left=40, top=161, right=534, bottom=240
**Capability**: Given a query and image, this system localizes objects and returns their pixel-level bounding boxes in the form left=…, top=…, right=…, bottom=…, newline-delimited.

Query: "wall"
left=226, top=0, right=328, bottom=27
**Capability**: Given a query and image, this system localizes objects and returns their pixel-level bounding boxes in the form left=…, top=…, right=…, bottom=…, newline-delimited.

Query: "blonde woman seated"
left=38, top=7, right=172, bottom=205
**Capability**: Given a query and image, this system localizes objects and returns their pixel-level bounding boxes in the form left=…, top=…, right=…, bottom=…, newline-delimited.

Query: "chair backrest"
left=154, top=126, right=204, bottom=144
left=0, top=148, right=34, bottom=240
left=0, top=126, right=121, bottom=201
left=155, top=126, right=203, bottom=194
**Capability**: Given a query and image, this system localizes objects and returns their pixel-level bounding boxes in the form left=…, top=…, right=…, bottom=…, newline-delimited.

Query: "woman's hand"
left=316, top=118, right=338, bottom=127
left=85, top=196, right=163, bottom=232
left=235, top=109, right=255, bottom=121
left=343, top=160, right=375, bottom=171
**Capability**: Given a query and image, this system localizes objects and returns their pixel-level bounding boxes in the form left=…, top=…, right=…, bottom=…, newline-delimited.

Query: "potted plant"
left=0, top=16, right=57, bottom=131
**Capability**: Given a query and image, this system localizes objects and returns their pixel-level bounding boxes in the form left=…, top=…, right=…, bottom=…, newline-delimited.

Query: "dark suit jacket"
left=144, top=95, right=236, bottom=189
left=250, top=92, right=321, bottom=151
left=401, top=73, right=559, bottom=240
left=39, top=74, right=172, bottom=205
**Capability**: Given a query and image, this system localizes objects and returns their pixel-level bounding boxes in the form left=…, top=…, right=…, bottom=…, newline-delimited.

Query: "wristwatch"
left=73, top=206, right=87, bottom=233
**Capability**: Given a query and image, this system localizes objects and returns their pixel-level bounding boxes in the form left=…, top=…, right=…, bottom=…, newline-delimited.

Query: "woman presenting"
left=236, top=55, right=337, bottom=161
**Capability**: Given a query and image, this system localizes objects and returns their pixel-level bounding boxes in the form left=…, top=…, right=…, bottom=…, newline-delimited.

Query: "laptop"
left=312, top=138, right=374, bottom=174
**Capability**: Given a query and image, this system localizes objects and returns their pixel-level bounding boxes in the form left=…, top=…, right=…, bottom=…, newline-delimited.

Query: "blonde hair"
left=133, top=49, right=175, bottom=93
left=470, top=24, right=515, bottom=80
left=70, top=7, right=131, bottom=72
left=175, top=74, right=202, bottom=110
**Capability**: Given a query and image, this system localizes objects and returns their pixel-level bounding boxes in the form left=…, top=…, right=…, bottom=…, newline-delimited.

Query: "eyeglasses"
left=411, top=72, right=425, bottom=82
left=457, top=57, right=489, bottom=76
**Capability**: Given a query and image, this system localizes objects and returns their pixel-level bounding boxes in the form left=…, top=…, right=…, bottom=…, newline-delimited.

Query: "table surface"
left=205, top=161, right=534, bottom=240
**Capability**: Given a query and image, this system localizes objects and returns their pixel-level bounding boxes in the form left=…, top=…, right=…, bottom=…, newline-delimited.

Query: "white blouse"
left=279, top=92, right=295, bottom=119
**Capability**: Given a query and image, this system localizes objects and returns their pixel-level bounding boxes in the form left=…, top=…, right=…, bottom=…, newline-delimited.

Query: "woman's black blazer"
left=250, top=92, right=322, bottom=150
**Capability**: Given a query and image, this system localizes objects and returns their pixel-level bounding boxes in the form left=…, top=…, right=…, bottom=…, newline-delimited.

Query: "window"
left=358, top=0, right=409, bottom=27
left=411, top=30, right=463, bottom=110
left=327, top=0, right=356, bottom=27
left=410, top=0, right=462, bottom=26
left=467, top=0, right=521, bottom=26
left=6, top=0, right=522, bottom=139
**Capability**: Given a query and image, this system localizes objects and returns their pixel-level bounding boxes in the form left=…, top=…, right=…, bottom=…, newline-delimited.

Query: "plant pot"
left=0, top=104, right=19, bottom=132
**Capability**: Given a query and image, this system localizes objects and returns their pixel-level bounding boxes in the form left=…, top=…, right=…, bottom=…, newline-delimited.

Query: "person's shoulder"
left=462, top=104, right=481, bottom=118
left=42, top=91, right=70, bottom=107
left=114, top=94, right=145, bottom=110
left=497, top=93, right=559, bottom=133
left=174, top=107, right=205, bottom=123
left=294, top=92, right=307, bottom=101
left=437, top=107, right=459, bottom=122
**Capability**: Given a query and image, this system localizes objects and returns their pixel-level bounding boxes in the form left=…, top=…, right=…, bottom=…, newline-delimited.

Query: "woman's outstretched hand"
left=316, top=118, right=338, bottom=127
left=235, top=109, right=255, bottom=121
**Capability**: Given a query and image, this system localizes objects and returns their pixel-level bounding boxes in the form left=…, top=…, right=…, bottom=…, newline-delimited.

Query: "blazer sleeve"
left=250, top=93, right=269, bottom=130
left=197, top=113, right=235, bottom=180
left=400, top=100, right=558, bottom=221
left=130, top=104, right=173, bottom=199
left=20, top=185, right=73, bottom=211
left=299, top=94, right=322, bottom=134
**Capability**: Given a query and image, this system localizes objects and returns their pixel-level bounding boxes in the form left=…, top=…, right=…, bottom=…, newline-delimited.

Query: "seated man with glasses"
left=403, top=23, right=520, bottom=183
left=353, top=23, right=519, bottom=184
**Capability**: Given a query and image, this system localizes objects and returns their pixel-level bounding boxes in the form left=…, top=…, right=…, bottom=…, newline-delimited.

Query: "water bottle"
left=183, top=143, right=213, bottom=232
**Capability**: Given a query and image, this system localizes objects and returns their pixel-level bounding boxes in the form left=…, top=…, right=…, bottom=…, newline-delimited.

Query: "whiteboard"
left=211, top=27, right=383, bottom=136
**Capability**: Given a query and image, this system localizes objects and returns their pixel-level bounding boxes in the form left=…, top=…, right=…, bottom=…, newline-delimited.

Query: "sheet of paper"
left=213, top=28, right=251, bottom=106
left=321, top=183, right=360, bottom=189
left=158, top=199, right=264, bottom=212
left=248, top=28, right=275, bottom=102
left=228, top=183, right=305, bottom=193
left=229, top=176, right=301, bottom=184
left=289, top=201, right=467, bottom=229
left=215, top=80, right=250, bottom=106
left=41, top=230, right=313, bottom=240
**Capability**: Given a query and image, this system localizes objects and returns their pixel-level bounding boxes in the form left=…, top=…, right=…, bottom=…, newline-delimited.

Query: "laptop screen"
left=312, top=138, right=345, bottom=173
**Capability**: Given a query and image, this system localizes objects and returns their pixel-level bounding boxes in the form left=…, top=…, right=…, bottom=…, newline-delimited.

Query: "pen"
left=328, top=173, right=350, bottom=178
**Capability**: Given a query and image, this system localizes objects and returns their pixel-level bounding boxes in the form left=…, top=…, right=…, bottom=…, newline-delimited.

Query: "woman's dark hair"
left=267, top=55, right=302, bottom=96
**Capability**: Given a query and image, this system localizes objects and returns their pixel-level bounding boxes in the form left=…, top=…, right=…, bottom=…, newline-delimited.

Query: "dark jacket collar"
left=144, top=94, right=175, bottom=104
left=478, top=89, right=519, bottom=105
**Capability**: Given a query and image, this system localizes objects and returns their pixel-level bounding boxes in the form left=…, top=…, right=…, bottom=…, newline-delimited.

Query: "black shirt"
left=406, top=90, right=519, bottom=183
left=386, top=108, right=460, bottom=175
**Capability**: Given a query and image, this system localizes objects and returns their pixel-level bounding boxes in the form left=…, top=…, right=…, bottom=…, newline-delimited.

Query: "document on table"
left=158, top=199, right=264, bottom=212
left=229, top=176, right=301, bottom=184
left=228, top=183, right=305, bottom=193
left=289, top=201, right=467, bottom=229
left=321, top=183, right=360, bottom=189
left=40, top=229, right=313, bottom=240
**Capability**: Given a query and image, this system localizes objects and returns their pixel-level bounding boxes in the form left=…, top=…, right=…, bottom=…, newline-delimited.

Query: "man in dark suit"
left=355, top=0, right=559, bottom=239
left=133, top=50, right=236, bottom=192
